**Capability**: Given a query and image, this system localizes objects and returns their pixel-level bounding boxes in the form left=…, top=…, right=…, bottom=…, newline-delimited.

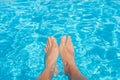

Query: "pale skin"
left=37, top=36, right=87, bottom=80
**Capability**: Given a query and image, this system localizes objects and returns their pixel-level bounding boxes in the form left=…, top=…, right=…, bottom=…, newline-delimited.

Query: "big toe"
left=66, top=36, right=73, bottom=46
left=60, top=36, right=67, bottom=46
left=51, top=37, right=58, bottom=47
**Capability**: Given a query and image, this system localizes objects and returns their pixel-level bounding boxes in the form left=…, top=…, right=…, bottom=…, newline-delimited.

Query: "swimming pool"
left=0, top=0, right=120, bottom=80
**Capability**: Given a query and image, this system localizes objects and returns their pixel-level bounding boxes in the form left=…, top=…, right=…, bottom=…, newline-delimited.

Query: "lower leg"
left=66, top=63, right=87, bottom=80
left=38, top=66, right=53, bottom=80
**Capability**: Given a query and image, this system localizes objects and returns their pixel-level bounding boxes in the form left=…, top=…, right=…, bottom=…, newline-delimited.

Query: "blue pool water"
left=0, top=0, right=120, bottom=80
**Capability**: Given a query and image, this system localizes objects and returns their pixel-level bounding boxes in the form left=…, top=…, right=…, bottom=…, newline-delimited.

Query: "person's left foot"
left=44, top=37, right=59, bottom=75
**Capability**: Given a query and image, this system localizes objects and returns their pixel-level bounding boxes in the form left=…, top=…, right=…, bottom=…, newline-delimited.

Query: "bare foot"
left=59, top=36, right=75, bottom=73
left=44, top=37, right=59, bottom=75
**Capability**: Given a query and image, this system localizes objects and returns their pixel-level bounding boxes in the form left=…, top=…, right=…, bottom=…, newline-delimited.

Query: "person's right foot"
left=59, top=36, right=75, bottom=73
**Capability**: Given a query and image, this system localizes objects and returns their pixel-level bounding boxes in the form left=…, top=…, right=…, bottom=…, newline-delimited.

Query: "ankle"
left=46, top=64, right=58, bottom=77
left=64, top=62, right=76, bottom=74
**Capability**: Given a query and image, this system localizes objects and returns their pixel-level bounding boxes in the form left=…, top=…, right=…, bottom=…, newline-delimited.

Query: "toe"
left=66, top=36, right=73, bottom=46
left=44, top=48, right=47, bottom=53
left=60, top=36, right=67, bottom=46
left=45, top=37, right=50, bottom=52
left=46, top=40, right=49, bottom=51
left=48, top=37, right=51, bottom=48
left=51, top=37, right=57, bottom=46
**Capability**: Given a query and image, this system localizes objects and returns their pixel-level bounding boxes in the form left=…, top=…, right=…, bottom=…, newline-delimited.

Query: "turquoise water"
left=0, top=0, right=120, bottom=80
